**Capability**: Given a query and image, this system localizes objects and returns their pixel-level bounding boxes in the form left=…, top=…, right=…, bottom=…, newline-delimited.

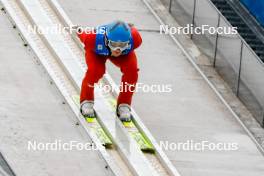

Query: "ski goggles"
left=108, top=40, right=129, bottom=52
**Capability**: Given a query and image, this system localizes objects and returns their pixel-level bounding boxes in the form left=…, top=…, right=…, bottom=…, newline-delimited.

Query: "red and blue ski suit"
left=78, top=26, right=142, bottom=106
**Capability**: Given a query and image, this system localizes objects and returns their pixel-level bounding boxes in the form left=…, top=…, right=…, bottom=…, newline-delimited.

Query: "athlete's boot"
left=117, top=104, right=132, bottom=122
left=80, top=100, right=95, bottom=118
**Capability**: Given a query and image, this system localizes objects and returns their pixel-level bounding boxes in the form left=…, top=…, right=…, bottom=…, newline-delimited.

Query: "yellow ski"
left=72, top=95, right=113, bottom=148
left=108, top=98, right=155, bottom=153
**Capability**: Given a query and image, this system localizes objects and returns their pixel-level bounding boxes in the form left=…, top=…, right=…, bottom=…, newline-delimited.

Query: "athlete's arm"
left=77, top=30, right=88, bottom=44
left=131, top=27, right=142, bottom=50
left=77, top=30, right=96, bottom=50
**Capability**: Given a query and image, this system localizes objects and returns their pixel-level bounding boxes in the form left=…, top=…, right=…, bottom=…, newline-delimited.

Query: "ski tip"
left=141, top=148, right=155, bottom=154
left=102, top=143, right=114, bottom=149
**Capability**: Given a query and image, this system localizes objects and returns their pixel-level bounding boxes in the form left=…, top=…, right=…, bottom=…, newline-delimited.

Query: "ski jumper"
left=78, top=25, right=142, bottom=106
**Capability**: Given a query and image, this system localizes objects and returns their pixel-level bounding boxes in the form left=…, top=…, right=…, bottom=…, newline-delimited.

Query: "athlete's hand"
left=72, top=25, right=83, bottom=33
left=71, top=25, right=80, bottom=30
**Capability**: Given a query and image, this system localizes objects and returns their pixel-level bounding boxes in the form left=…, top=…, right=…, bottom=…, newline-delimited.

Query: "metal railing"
left=164, top=0, right=264, bottom=126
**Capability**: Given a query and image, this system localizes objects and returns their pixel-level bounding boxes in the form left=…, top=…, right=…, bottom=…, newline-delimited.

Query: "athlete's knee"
left=122, top=67, right=139, bottom=82
left=85, top=67, right=105, bottom=83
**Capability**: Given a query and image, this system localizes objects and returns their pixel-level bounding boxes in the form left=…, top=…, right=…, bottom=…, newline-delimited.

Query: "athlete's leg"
left=80, top=50, right=107, bottom=103
left=109, top=51, right=139, bottom=106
